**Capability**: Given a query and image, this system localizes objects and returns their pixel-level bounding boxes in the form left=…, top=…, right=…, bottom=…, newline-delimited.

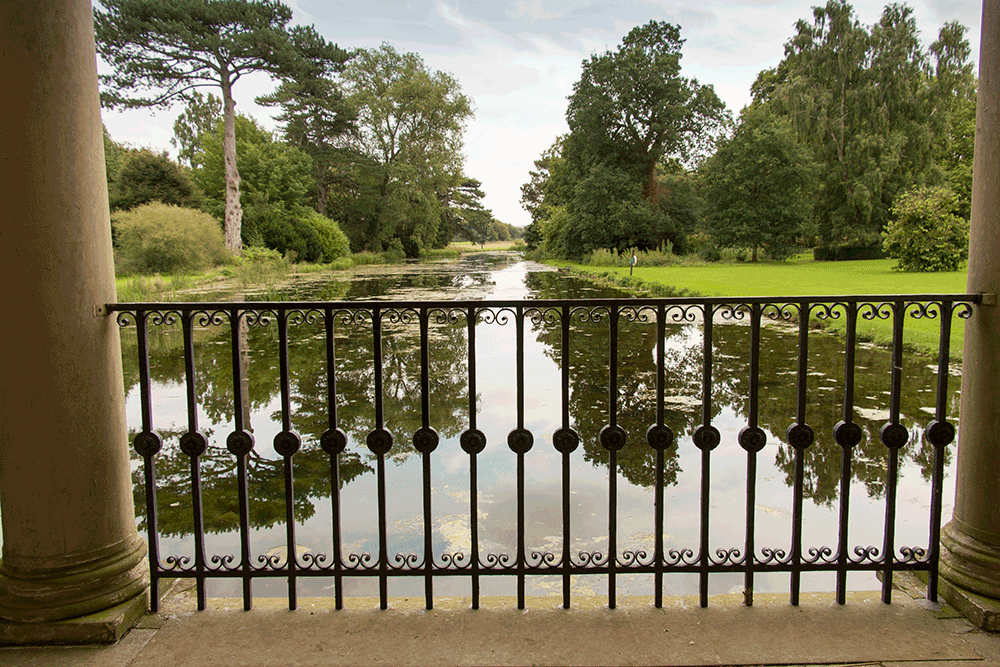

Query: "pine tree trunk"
left=222, top=81, right=243, bottom=253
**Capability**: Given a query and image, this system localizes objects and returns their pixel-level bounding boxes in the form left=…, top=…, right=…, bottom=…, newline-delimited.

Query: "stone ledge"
left=938, top=577, right=1000, bottom=633
left=0, top=591, right=148, bottom=646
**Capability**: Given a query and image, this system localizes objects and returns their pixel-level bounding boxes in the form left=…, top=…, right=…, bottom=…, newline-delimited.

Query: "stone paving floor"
left=1, top=572, right=997, bottom=667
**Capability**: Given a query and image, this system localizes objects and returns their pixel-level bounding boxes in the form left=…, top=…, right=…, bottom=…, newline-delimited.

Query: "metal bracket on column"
left=94, top=304, right=109, bottom=316
left=980, top=293, right=997, bottom=306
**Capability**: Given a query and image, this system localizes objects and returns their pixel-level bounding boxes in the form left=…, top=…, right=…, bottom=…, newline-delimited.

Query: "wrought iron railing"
left=110, top=295, right=979, bottom=613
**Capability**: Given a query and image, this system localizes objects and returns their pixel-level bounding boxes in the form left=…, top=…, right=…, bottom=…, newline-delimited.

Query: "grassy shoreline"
left=552, top=256, right=970, bottom=358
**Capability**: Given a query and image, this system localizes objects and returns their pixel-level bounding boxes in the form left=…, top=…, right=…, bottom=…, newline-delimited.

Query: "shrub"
left=882, top=186, right=969, bottom=272
left=113, top=202, right=228, bottom=274
left=303, top=212, right=351, bottom=262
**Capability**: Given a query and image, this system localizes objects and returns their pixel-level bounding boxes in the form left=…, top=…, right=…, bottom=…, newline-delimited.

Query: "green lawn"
left=567, top=256, right=972, bottom=357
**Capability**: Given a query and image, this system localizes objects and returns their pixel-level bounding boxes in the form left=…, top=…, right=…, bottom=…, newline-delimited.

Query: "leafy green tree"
left=257, top=73, right=357, bottom=217
left=95, top=0, right=348, bottom=253
left=701, top=107, right=817, bottom=261
left=533, top=21, right=727, bottom=258
left=882, top=186, right=968, bottom=272
left=564, top=21, right=729, bottom=196
left=111, top=149, right=203, bottom=212
left=342, top=43, right=473, bottom=255
left=762, top=1, right=973, bottom=247
left=172, top=91, right=222, bottom=169
left=193, top=113, right=330, bottom=261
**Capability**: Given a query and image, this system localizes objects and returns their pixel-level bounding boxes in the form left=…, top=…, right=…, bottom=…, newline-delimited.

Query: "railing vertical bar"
left=277, top=309, right=298, bottom=611
left=561, top=305, right=572, bottom=610
left=881, top=302, right=905, bottom=603
left=699, top=304, right=715, bottom=608
left=836, top=302, right=859, bottom=605
left=928, top=302, right=953, bottom=602
left=229, top=309, right=253, bottom=611
left=419, top=306, right=434, bottom=610
left=654, top=303, right=666, bottom=608
left=373, top=307, right=389, bottom=610
left=467, top=306, right=481, bottom=610
left=182, top=310, right=207, bottom=611
left=744, top=303, right=762, bottom=607
left=608, top=304, right=619, bottom=610
left=515, top=305, right=526, bottom=610
left=790, top=303, right=809, bottom=605
left=134, top=311, right=161, bottom=612
left=325, top=307, right=344, bottom=610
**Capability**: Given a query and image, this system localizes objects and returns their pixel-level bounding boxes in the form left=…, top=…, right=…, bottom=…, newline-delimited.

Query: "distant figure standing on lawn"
left=630, top=252, right=637, bottom=276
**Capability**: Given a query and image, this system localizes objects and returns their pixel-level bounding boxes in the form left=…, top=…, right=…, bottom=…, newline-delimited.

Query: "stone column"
left=939, top=0, right=1000, bottom=631
left=0, top=0, right=148, bottom=634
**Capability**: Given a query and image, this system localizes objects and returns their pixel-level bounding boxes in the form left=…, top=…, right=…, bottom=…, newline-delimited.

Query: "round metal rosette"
left=738, top=426, right=767, bottom=453
left=924, top=420, right=955, bottom=447
left=693, top=425, right=721, bottom=451
left=552, top=427, right=580, bottom=454
left=320, top=427, right=347, bottom=455
left=179, top=431, right=207, bottom=457
left=226, top=430, right=255, bottom=457
left=413, top=426, right=439, bottom=453
left=833, top=420, right=863, bottom=449
left=460, top=428, right=487, bottom=455
left=273, top=430, right=301, bottom=457
left=599, top=424, right=627, bottom=452
left=366, top=428, right=394, bottom=456
left=507, top=428, right=534, bottom=454
left=133, top=430, right=162, bottom=457
left=645, top=424, right=675, bottom=452
left=785, top=423, right=814, bottom=450
left=879, top=422, right=909, bottom=449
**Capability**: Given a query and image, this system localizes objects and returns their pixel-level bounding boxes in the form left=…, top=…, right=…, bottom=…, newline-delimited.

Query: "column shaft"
left=0, top=0, right=148, bottom=622
left=940, top=0, right=1000, bottom=601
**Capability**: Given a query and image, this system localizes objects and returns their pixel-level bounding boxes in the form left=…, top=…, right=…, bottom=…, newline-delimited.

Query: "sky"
left=98, top=0, right=984, bottom=229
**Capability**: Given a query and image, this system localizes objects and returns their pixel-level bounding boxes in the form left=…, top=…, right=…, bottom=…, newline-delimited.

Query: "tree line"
left=96, top=0, right=519, bottom=266
left=522, top=1, right=975, bottom=269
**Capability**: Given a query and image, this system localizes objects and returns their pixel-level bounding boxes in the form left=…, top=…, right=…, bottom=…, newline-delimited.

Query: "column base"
left=0, top=534, right=149, bottom=623
left=0, top=590, right=148, bottom=646
left=940, top=520, right=1000, bottom=631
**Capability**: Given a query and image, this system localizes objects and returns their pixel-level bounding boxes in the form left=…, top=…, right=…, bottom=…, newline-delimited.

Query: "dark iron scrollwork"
left=693, top=424, right=721, bottom=451
left=413, top=426, right=439, bottom=453
left=646, top=424, right=674, bottom=451
left=320, top=428, right=348, bottom=455
left=133, top=430, right=163, bottom=457
left=226, top=430, right=255, bottom=457
left=785, top=423, right=814, bottom=449
left=738, top=426, right=767, bottom=453
left=552, top=427, right=580, bottom=454
left=179, top=431, right=208, bottom=457
left=924, top=420, right=955, bottom=447
left=879, top=422, right=909, bottom=449
left=507, top=428, right=533, bottom=454
left=460, top=428, right=487, bottom=454
left=273, top=430, right=301, bottom=457
left=834, top=420, right=864, bottom=448
left=366, top=428, right=393, bottom=456
left=599, top=424, right=627, bottom=452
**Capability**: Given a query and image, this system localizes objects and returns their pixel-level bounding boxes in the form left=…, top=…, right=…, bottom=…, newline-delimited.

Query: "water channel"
left=122, top=252, right=961, bottom=601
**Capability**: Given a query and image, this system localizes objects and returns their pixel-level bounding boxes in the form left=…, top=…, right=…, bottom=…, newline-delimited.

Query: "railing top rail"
left=106, top=293, right=983, bottom=313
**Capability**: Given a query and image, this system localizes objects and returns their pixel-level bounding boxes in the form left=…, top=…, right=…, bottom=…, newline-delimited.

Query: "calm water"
left=123, top=252, right=960, bottom=599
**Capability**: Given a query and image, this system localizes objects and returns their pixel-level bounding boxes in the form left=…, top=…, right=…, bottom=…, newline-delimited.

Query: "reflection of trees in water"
left=524, top=272, right=954, bottom=506
left=122, top=284, right=957, bottom=538
left=125, top=309, right=471, bottom=537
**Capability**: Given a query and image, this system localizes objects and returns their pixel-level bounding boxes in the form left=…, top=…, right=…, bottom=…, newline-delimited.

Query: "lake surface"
left=122, top=252, right=960, bottom=600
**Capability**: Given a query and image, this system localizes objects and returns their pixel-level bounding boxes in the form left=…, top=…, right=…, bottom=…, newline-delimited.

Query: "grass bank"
left=559, top=255, right=971, bottom=357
